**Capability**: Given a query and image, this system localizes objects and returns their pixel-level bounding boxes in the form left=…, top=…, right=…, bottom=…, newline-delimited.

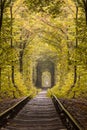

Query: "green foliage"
left=25, top=0, right=64, bottom=17
left=47, top=71, right=73, bottom=98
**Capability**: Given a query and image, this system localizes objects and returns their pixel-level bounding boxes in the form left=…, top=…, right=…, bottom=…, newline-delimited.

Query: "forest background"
left=0, top=0, right=87, bottom=99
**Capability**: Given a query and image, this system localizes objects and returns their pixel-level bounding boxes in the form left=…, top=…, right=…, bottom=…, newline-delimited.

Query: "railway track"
left=0, top=91, right=83, bottom=130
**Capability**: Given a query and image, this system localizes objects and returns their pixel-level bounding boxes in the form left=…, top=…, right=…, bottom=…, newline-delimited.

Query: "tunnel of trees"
left=0, top=0, right=87, bottom=99
left=35, top=60, right=55, bottom=88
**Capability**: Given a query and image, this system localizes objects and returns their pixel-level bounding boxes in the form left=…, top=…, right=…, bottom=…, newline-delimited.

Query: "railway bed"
left=0, top=91, right=83, bottom=130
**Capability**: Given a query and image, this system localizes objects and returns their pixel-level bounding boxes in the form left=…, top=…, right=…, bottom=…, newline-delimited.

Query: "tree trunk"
left=72, top=5, right=78, bottom=87
left=19, top=40, right=27, bottom=74
left=67, top=5, right=78, bottom=95
left=73, top=63, right=77, bottom=86
left=0, top=0, right=6, bottom=31
left=0, top=67, right=1, bottom=90
left=82, top=0, right=87, bottom=24
left=11, top=62, right=15, bottom=85
left=85, top=0, right=87, bottom=24
left=19, top=51, right=23, bottom=73
left=10, top=2, right=22, bottom=97
left=10, top=0, right=16, bottom=89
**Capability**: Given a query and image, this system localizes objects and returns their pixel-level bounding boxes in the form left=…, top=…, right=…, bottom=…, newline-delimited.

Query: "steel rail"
left=0, top=96, right=31, bottom=128
left=52, top=94, right=84, bottom=130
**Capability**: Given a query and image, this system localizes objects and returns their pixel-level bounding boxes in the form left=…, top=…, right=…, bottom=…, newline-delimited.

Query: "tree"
left=19, top=29, right=30, bottom=73
left=0, top=0, right=11, bottom=31
left=81, top=0, right=87, bottom=24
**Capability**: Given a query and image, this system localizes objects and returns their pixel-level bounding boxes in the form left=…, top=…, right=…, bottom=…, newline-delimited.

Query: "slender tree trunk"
left=0, top=67, right=1, bottom=90
left=12, top=62, right=15, bottom=85
left=19, top=51, right=23, bottom=73
left=73, top=63, right=77, bottom=86
left=85, top=9, right=87, bottom=24
left=0, top=0, right=5, bottom=89
left=10, top=2, right=22, bottom=97
left=85, top=0, right=87, bottom=25
left=0, top=0, right=6, bottom=31
left=82, top=0, right=87, bottom=24
left=8, top=71, right=11, bottom=88
left=19, top=40, right=27, bottom=74
left=67, top=5, right=78, bottom=95
left=0, top=0, right=7, bottom=91
left=0, top=0, right=3, bottom=31
left=73, top=5, right=78, bottom=87
left=0, top=0, right=4, bottom=90
left=10, top=1, right=13, bottom=48
left=10, top=1, right=15, bottom=88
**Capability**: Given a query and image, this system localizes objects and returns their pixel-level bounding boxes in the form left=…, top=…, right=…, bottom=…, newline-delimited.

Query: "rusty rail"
left=0, top=96, right=31, bottom=128
left=52, top=94, right=84, bottom=130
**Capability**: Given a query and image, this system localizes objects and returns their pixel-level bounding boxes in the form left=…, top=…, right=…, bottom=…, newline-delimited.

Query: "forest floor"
left=60, top=98, right=87, bottom=130
left=0, top=97, right=87, bottom=129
